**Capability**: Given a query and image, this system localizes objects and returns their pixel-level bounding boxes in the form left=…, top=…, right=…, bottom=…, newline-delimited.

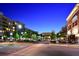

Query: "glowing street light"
left=25, top=32, right=27, bottom=33
left=10, top=32, right=13, bottom=36
left=18, top=24, right=22, bottom=29
left=21, top=32, right=23, bottom=34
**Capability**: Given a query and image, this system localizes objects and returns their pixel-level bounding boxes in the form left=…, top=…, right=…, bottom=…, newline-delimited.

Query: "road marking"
left=8, top=44, right=45, bottom=56
left=49, top=44, right=79, bottom=48
left=8, top=44, right=36, bottom=55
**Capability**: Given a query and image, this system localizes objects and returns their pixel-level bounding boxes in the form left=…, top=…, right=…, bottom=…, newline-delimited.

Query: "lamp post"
left=10, top=32, right=13, bottom=41
left=10, top=32, right=13, bottom=36
left=21, top=32, right=23, bottom=39
left=17, top=24, right=23, bottom=39
left=21, top=32, right=23, bottom=34
left=18, top=24, right=22, bottom=29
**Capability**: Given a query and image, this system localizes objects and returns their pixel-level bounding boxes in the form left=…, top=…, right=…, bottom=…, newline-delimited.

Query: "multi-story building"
left=41, top=32, right=51, bottom=40
left=0, top=26, right=4, bottom=39
left=66, top=4, right=79, bottom=39
left=24, top=28, right=38, bottom=38
left=0, top=13, right=26, bottom=41
left=0, top=12, right=38, bottom=41
left=0, top=13, right=16, bottom=40
left=0, top=13, right=9, bottom=39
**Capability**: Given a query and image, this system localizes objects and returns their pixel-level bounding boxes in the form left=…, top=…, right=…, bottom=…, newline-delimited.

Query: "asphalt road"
left=1, top=41, right=79, bottom=56
left=0, top=43, right=32, bottom=56
left=9, top=44, right=79, bottom=56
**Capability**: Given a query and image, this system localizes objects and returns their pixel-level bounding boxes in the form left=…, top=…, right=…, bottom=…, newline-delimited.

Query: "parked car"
left=68, top=35, right=78, bottom=44
left=8, top=37, right=15, bottom=42
left=58, top=39, right=66, bottom=43
left=50, top=40, right=56, bottom=43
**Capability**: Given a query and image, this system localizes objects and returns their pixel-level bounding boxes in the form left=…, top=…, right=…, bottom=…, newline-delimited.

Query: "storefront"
left=67, top=4, right=79, bottom=43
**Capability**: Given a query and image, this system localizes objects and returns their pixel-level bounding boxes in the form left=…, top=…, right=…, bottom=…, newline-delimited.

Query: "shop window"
left=72, top=15, right=78, bottom=23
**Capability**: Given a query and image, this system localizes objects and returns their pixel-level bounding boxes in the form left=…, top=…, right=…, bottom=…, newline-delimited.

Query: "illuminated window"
left=67, top=30, right=71, bottom=35
left=9, top=22, right=10, bottom=25
left=13, top=30, right=15, bottom=31
left=0, top=30, right=3, bottom=32
left=72, top=15, right=78, bottom=22
left=72, top=26, right=78, bottom=34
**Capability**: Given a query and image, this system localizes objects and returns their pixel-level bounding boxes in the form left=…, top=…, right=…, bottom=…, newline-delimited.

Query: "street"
left=8, top=44, right=79, bottom=56
left=0, top=42, right=33, bottom=56
left=1, top=41, right=79, bottom=56
left=0, top=3, right=78, bottom=56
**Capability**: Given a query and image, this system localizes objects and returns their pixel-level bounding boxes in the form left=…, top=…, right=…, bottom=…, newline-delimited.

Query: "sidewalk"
left=0, top=42, right=33, bottom=45
left=1, top=42, right=79, bottom=48
left=0, top=42, right=34, bottom=56
left=50, top=44, right=79, bottom=48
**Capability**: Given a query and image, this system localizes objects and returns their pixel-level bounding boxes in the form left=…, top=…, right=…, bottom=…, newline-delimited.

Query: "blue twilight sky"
left=0, top=3, right=76, bottom=33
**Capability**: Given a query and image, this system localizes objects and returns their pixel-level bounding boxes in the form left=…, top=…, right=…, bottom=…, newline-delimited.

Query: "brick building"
left=66, top=4, right=79, bottom=39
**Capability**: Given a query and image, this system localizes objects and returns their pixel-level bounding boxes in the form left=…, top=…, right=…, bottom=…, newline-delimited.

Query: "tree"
left=31, top=34, right=37, bottom=40
left=23, top=29, right=38, bottom=39
left=51, top=31, right=56, bottom=39
left=57, top=25, right=67, bottom=38
left=13, top=31, right=19, bottom=39
left=57, top=33, right=60, bottom=38
left=25, top=30, right=32, bottom=38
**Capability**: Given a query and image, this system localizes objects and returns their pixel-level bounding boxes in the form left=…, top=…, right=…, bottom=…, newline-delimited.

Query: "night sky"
left=0, top=3, right=76, bottom=33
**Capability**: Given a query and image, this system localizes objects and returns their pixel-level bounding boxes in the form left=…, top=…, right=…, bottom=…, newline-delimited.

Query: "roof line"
left=66, top=4, right=79, bottom=21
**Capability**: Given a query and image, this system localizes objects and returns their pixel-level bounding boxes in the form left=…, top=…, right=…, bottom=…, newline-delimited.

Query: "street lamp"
left=10, top=32, right=13, bottom=36
left=18, top=24, right=22, bottom=29
left=21, top=32, right=23, bottom=34
left=25, top=32, right=26, bottom=33
left=10, top=32, right=13, bottom=41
